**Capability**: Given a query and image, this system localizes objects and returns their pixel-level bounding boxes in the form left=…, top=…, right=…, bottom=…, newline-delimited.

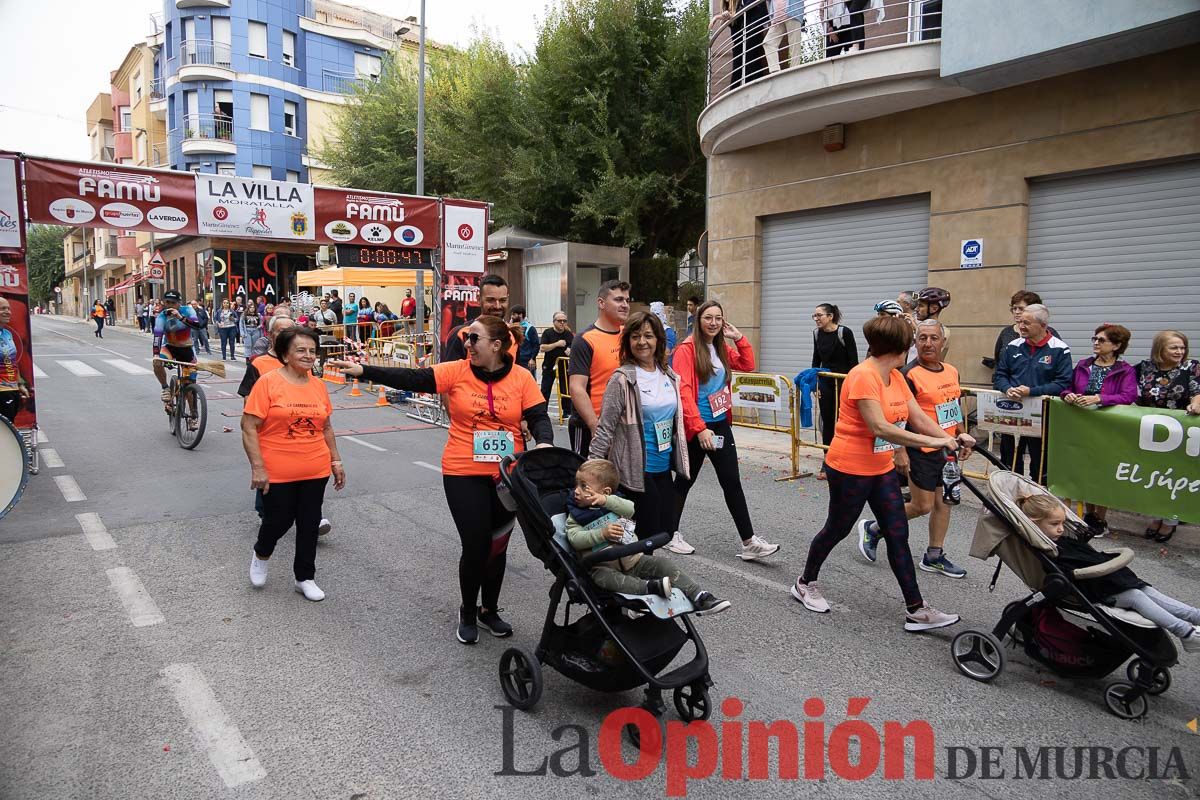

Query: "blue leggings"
left=802, top=465, right=923, bottom=609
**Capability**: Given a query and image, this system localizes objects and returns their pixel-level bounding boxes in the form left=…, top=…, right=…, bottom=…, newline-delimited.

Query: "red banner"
left=23, top=157, right=200, bottom=236
left=314, top=187, right=439, bottom=248
left=0, top=255, right=35, bottom=429
left=440, top=272, right=481, bottom=347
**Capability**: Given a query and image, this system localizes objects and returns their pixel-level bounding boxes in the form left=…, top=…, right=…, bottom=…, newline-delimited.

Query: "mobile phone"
left=711, top=435, right=725, bottom=449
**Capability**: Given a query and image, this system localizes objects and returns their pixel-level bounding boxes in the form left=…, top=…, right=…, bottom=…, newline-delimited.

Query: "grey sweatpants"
left=1112, top=586, right=1200, bottom=639
left=590, top=554, right=701, bottom=599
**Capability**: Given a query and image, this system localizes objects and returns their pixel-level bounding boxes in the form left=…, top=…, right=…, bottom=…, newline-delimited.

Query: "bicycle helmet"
left=162, top=290, right=183, bottom=302
left=916, top=287, right=951, bottom=310
left=873, top=299, right=904, bottom=317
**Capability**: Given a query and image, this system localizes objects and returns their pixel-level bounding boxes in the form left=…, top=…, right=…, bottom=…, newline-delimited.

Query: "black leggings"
left=816, top=376, right=839, bottom=447
left=541, top=361, right=571, bottom=416
left=254, top=476, right=329, bottom=581
left=802, top=466, right=923, bottom=609
left=633, top=469, right=676, bottom=540
left=443, top=474, right=516, bottom=613
left=94, top=317, right=104, bottom=336
left=674, top=417, right=755, bottom=541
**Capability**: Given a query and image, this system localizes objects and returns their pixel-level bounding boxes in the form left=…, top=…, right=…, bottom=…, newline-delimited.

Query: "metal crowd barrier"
left=729, top=371, right=808, bottom=480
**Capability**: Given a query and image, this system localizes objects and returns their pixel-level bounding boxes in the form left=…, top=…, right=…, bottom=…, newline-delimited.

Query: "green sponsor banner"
left=1047, top=399, right=1200, bottom=521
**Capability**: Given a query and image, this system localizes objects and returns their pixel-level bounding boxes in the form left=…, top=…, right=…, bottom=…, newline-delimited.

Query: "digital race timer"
left=334, top=245, right=433, bottom=268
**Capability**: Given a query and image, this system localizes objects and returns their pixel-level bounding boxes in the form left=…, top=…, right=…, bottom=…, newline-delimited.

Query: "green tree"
left=25, top=224, right=66, bottom=305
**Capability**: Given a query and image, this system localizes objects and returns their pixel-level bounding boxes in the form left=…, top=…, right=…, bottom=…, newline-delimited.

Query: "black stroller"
left=949, top=447, right=1177, bottom=719
left=495, top=447, right=714, bottom=723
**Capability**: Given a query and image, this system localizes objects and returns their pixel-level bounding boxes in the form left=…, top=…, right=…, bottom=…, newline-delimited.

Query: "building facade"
left=699, top=0, right=1200, bottom=385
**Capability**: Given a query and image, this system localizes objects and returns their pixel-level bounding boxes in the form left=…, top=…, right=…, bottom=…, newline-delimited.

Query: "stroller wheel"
left=950, top=630, right=1005, bottom=682
left=1125, top=660, right=1171, bottom=696
left=1103, top=681, right=1148, bottom=720
left=673, top=683, right=712, bottom=722
left=498, top=647, right=543, bottom=711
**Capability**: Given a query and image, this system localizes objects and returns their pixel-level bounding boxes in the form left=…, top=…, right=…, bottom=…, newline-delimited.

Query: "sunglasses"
left=1091, top=336, right=1110, bottom=344
left=463, top=332, right=492, bottom=345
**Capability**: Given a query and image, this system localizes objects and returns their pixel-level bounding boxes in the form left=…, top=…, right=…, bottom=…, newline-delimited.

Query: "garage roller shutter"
left=760, top=195, right=931, bottom=376
left=1027, top=160, right=1200, bottom=363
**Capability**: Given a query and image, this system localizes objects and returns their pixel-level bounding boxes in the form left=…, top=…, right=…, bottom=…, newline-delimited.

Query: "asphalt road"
left=1, top=314, right=1197, bottom=799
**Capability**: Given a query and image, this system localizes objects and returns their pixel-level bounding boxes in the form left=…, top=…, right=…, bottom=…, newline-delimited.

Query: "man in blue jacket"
left=993, top=303, right=1072, bottom=483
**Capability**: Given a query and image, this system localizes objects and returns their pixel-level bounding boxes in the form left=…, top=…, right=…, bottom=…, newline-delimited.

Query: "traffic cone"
left=349, top=378, right=363, bottom=397
left=375, top=386, right=389, bottom=407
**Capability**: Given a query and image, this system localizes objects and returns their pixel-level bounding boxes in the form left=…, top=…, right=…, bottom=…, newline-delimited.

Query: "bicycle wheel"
left=175, top=383, right=207, bottom=450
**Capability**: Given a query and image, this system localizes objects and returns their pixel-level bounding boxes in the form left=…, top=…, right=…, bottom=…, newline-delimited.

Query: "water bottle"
left=941, top=451, right=961, bottom=506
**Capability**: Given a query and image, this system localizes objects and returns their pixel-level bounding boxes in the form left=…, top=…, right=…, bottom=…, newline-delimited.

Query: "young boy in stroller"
left=567, top=459, right=730, bottom=614
left=1020, top=494, right=1200, bottom=653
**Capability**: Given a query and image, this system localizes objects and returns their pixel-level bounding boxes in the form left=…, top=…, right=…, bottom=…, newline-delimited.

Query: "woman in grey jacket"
left=589, top=311, right=689, bottom=541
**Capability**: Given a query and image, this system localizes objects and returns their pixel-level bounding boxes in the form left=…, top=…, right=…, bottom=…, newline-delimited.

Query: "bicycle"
left=159, top=359, right=215, bottom=450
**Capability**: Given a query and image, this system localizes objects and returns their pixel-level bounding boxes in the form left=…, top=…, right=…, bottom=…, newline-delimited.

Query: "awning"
left=105, top=276, right=138, bottom=296
left=295, top=267, right=424, bottom=289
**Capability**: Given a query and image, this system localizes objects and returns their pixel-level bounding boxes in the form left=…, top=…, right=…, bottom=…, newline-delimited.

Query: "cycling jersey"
left=154, top=306, right=202, bottom=352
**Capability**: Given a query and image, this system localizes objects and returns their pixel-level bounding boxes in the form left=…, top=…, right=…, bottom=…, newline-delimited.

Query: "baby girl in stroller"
left=1019, top=494, right=1200, bottom=654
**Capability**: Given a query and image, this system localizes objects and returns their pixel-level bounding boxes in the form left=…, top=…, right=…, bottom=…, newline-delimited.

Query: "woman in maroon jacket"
left=1061, top=323, right=1137, bottom=536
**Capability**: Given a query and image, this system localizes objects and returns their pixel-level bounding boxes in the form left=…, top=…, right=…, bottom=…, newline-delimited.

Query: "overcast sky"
left=0, top=0, right=548, bottom=161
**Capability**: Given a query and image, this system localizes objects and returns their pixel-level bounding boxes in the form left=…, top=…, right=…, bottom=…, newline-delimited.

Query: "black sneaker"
left=477, top=607, right=513, bottom=638
left=646, top=577, right=672, bottom=599
left=1083, top=513, right=1109, bottom=538
left=693, top=591, right=731, bottom=616
left=456, top=608, right=478, bottom=644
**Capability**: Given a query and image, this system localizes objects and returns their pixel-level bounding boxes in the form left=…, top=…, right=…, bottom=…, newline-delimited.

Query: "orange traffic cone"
left=376, top=386, right=389, bottom=407
left=349, top=378, right=363, bottom=397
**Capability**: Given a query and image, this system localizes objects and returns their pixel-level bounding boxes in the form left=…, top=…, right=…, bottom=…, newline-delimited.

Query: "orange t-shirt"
left=244, top=369, right=333, bottom=483
left=903, top=363, right=961, bottom=452
left=825, top=363, right=914, bottom=476
left=434, top=359, right=545, bottom=476
left=569, top=324, right=623, bottom=418
left=252, top=353, right=283, bottom=377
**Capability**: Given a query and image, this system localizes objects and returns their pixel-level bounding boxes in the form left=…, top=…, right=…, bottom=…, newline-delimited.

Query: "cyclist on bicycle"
left=152, top=289, right=204, bottom=405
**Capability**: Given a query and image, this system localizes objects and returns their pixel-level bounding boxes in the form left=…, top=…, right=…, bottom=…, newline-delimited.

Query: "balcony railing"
left=322, top=68, right=370, bottom=95
left=304, top=0, right=398, bottom=41
left=182, top=113, right=234, bottom=142
left=707, top=0, right=942, bottom=103
left=150, top=77, right=165, bottom=100
left=179, top=38, right=233, bottom=69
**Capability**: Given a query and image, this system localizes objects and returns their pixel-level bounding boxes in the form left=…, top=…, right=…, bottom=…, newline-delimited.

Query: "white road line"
left=344, top=435, right=387, bottom=452
left=41, top=448, right=64, bottom=468
left=33, top=363, right=48, bottom=378
left=54, top=475, right=86, bottom=502
left=36, top=429, right=48, bottom=443
left=413, top=460, right=441, bottom=473
left=687, top=553, right=851, bottom=613
left=106, top=567, right=164, bottom=627
left=57, top=360, right=104, bottom=377
left=103, top=358, right=153, bottom=375
left=161, top=663, right=267, bottom=788
left=76, top=512, right=116, bottom=551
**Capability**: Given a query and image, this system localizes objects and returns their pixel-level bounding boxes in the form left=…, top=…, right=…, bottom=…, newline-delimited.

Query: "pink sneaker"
left=790, top=580, right=830, bottom=613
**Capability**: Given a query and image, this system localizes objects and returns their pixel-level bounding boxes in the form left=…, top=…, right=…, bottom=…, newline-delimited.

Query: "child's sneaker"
left=1181, top=627, right=1200, bottom=654
left=693, top=592, right=731, bottom=616
left=646, top=577, right=672, bottom=599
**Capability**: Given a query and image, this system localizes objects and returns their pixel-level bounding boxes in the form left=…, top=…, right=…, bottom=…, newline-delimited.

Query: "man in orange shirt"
left=568, top=280, right=630, bottom=456
left=441, top=275, right=514, bottom=362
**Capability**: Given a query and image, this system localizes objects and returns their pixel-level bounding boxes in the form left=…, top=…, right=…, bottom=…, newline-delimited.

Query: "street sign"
left=960, top=239, right=983, bottom=269
left=147, top=249, right=166, bottom=285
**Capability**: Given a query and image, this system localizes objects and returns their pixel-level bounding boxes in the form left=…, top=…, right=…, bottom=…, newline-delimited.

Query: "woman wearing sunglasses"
left=1061, top=323, right=1137, bottom=537
left=328, top=315, right=554, bottom=645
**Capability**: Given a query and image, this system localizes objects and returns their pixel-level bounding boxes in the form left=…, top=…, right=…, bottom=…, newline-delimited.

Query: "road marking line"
left=161, top=663, right=267, bottom=788
left=103, top=358, right=153, bottom=375
left=36, top=429, right=48, bottom=443
left=54, top=475, right=86, bottom=502
left=57, top=360, right=103, bottom=377
left=41, top=448, right=64, bottom=468
left=33, top=363, right=47, bottom=378
left=413, top=460, right=441, bottom=473
left=106, top=567, right=164, bottom=627
left=76, top=512, right=116, bottom=551
left=344, top=435, right=387, bottom=452
left=688, top=553, right=850, bottom=613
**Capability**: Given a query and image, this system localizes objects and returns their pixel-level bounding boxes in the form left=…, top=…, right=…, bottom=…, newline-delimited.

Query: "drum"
left=0, top=415, right=29, bottom=520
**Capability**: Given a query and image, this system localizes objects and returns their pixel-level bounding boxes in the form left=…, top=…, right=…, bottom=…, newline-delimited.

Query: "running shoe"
left=693, top=592, right=731, bottom=616
left=790, top=579, right=831, bottom=613
left=477, top=607, right=513, bottom=638
left=249, top=552, right=268, bottom=588
left=456, top=608, right=478, bottom=645
left=1181, top=627, right=1200, bottom=654
left=738, top=535, right=780, bottom=561
left=318, top=518, right=333, bottom=537
left=664, top=531, right=696, bottom=555
left=294, top=580, right=326, bottom=602
left=919, top=553, right=967, bottom=579
left=857, top=520, right=881, bottom=563
left=903, top=604, right=959, bottom=632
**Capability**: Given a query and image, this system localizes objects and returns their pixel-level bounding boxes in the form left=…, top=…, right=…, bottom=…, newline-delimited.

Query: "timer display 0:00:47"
left=335, top=245, right=431, bottom=267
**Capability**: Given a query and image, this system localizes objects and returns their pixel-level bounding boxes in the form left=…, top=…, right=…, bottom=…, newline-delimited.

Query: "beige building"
left=700, top=0, right=1200, bottom=385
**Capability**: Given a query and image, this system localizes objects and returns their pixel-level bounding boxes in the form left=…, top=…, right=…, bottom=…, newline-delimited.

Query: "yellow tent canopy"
left=296, top=267, right=425, bottom=288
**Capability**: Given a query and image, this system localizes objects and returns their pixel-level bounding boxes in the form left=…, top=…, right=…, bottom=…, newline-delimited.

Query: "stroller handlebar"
left=579, top=531, right=673, bottom=568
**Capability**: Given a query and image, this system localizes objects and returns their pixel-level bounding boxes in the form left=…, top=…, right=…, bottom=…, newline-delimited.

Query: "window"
left=283, top=101, right=297, bottom=136
left=250, top=93, right=269, bottom=131
left=252, top=165, right=272, bottom=181
left=354, top=52, right=382, bottom=79
left=217, top=162, right=236, bottom=176
left=136, top=132, right=147, bottom=163
left=248, top=21, right=268, bottom=59
left=286, top=170, right=300, bottom=183
left=212, top=17, right=232, bottom=66
left=282, top=31, right=295, bottom=67
left=133, top=72, right=142, bottom=103
left=119, top=106, right=131, bottom=131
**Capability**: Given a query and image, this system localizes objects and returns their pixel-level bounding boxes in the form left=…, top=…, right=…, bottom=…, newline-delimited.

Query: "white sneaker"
left=738, top=535, right=780, bottom=561
left=318, top=518, right=332, bottom=537
left=790, top=579, right=830, bottom=613
left=1182, top=628, right=1200, bottom=654
left=295, top=580, right=325, bottom=602
left=904, top=604, right=959, bottom=632
left=249, top=553, right=268, bottom=588
left=664, top=531, right=696, bottom=555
